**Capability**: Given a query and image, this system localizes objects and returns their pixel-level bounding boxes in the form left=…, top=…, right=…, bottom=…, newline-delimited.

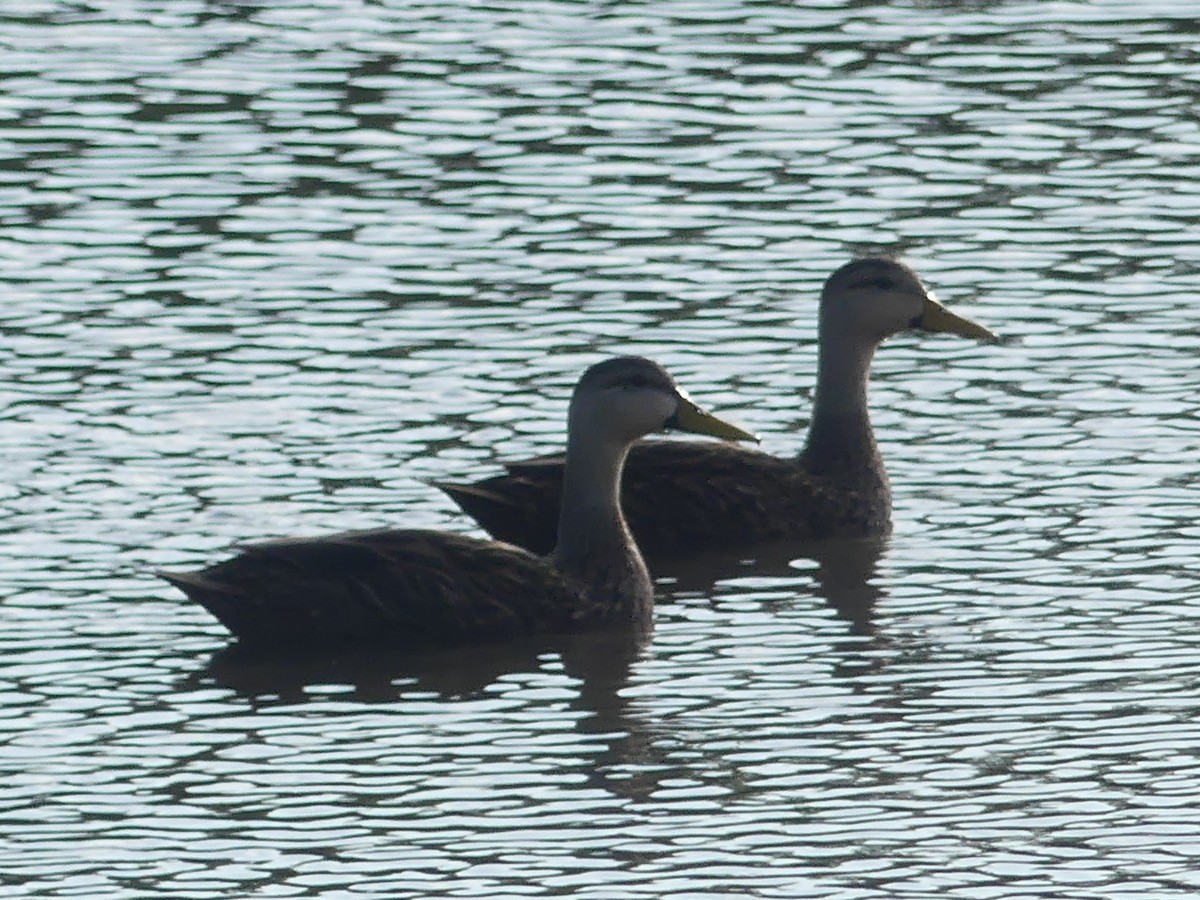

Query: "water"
left=3, top=0, right=1200, bottom=896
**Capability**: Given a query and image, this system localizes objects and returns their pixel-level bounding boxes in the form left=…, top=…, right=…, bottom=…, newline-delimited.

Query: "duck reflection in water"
left=196, top=623, right=656, bottom=800
left=663, top=536, right=888, bottom=639
left=199, top=624, right=644, bottom=706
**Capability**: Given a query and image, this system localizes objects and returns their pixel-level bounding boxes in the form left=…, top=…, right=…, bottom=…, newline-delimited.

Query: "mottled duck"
left=436, top=258, right=997, bottom=559
left=161, top=356, right=756, bottom=649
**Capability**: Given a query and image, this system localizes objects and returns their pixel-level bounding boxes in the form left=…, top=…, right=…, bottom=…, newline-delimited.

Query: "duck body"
left=161, top=528, right=637, bottom=649
left=438, top=430, right=890, bottom=560
left=161, top=356, right=756, bottom=650
left=438, top=258, right=995, bottom=558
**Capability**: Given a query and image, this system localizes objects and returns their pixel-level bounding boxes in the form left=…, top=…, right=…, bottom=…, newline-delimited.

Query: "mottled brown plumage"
left=437, top=436, right=887, bottom=559
left=437, top=258, right=997, bottom=560
left=161, top=357, right=755, bottom=649
left=160, top=530, right=583, bottom=649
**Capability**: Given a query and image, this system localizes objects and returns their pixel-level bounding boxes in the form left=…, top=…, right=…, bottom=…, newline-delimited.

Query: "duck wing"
left=437, top=439, right=853, bottom=559
left=161, top=529, right=579, bottom=650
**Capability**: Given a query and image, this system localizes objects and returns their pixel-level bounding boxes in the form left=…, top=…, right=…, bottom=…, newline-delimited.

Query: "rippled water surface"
left=4, top=1, right=1200, bottom=896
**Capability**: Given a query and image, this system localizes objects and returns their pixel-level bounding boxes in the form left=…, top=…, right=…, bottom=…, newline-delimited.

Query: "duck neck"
left=551, top=429, right=651, bottom=615
left=802, top=330, right=882, bottom=475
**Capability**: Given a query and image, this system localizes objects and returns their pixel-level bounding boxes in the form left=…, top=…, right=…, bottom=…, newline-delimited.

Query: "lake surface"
left=3, top=0, right=1200, bottom=896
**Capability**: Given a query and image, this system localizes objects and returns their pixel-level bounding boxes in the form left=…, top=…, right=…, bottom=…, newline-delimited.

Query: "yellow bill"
left=919, top=296, right=999, bottom=343
left=669, top=393, right=759, bottom=443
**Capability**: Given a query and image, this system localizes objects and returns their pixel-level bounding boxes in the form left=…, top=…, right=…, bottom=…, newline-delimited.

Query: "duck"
left=435, top=258, right=998, bottom=559
left=160, top=356, right=757, bottom=649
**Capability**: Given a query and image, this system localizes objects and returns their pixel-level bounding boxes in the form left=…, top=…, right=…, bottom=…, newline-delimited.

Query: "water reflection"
left=665, top=536, right=888, bottom=637
left=198, top=622, right=659, bottom=798
left=200, top=627, right=642, bottom=705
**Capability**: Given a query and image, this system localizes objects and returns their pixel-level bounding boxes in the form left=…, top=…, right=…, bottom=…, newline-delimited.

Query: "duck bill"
left=669, top=394, right=759, bottom=443
left=919, top=296, right=999, bottom=343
